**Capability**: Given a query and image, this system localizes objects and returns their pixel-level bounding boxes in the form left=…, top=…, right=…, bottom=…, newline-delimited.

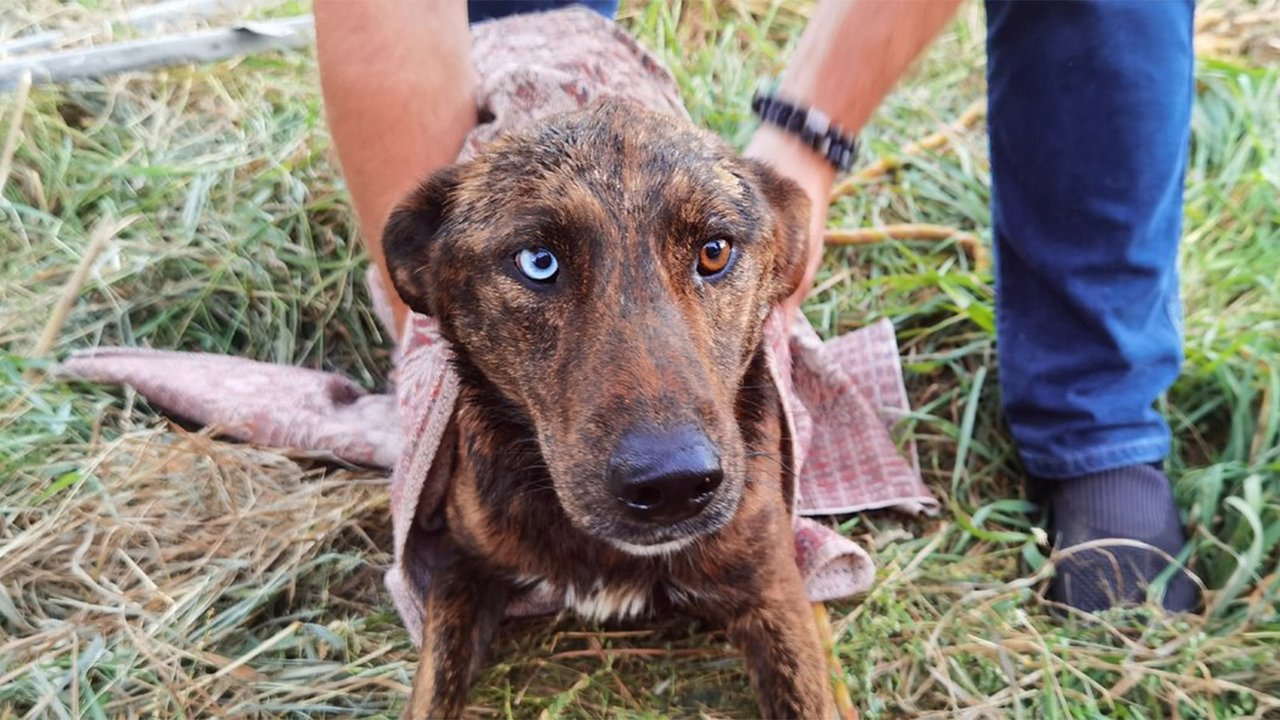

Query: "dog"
left=384, top=100, right=832, bottom=718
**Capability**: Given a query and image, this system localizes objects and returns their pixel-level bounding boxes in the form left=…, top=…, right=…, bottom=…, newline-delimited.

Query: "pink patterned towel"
left=58, top=8, right=937, bottom=639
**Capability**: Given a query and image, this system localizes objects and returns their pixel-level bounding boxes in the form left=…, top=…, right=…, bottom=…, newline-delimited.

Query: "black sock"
left=1033, top=464, right=1198, bottom=613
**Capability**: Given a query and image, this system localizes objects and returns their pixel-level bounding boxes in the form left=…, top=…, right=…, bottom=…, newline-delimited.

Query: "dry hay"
left=1196, top=0, right=1280, bottom=65
left=0, top=424, right=401, bottom=717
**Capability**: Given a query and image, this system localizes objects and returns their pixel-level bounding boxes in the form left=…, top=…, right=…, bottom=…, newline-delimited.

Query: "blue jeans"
left=986, top=0, right=1194, bottom=478
left=467, top=0, right=617, bottom=24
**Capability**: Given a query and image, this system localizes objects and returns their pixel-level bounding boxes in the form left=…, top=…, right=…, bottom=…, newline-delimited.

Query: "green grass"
left=2, top=0, right=1278, bottom=717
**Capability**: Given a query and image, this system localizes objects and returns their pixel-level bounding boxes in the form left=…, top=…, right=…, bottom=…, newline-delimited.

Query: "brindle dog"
left=384, top=100, right=832, bottom=719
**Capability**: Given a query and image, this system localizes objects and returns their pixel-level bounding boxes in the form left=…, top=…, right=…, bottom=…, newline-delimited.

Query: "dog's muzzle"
left=605, top=425, right=724, bottom=526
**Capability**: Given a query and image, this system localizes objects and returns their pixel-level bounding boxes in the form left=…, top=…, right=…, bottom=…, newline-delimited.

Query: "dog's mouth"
left=576, top=490, right=741, bottom=557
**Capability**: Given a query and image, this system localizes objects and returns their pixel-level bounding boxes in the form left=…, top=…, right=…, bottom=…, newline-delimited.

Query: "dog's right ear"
left=382, top=165, right=463, bottom=317
left=741, top=159, right=811, bottom=305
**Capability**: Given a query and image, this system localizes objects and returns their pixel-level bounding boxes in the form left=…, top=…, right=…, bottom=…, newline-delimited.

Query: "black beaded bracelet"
left=751, top=86, right=858, bottom=173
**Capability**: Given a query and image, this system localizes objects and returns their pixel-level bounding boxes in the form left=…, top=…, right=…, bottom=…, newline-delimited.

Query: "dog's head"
left=385, top=101, right=808, bottom=555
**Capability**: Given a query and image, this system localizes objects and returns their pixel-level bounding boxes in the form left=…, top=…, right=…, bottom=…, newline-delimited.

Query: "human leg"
left=985, top=0, right=1198, bottom=611
left=468, top=0, right=618, bottom=23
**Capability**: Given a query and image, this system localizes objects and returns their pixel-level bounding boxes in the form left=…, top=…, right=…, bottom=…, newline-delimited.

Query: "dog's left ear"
left=383, top=165, right=463, bottom=317
left=744, top=159, right=812, bottom=304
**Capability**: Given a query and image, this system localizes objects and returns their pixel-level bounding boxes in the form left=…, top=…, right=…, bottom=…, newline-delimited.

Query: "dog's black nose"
left=606, top=426, right=724, bottom=525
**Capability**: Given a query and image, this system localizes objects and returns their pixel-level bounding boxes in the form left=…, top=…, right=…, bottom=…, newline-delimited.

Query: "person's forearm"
left=748, top=0, right=962, bottom=316
left=315, top=1, right=476, bottom=338
left=781, top=0, right=963, bottom=138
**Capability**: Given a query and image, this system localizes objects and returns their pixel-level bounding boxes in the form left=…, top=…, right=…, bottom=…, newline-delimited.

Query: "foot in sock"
left=1035, top=464, right=1199, bottom=613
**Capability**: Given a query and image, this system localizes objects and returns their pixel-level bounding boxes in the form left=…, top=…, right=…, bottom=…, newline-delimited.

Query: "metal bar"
left=0, top=0, right=269, bottom=59
left=0, top=15, right=314, bottom=92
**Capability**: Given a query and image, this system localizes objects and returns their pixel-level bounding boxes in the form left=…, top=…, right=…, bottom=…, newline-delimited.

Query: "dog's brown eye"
left=696, top=238, right=733, bottom=277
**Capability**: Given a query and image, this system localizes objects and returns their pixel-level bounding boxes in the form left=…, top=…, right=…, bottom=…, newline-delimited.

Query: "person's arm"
left=745, top=0, right=963, bottom=317
left=314, top=1, right=477, bottom=339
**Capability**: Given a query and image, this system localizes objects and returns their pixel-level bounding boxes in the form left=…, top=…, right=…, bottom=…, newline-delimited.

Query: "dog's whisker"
left=744, top=451, right=788, bottom=472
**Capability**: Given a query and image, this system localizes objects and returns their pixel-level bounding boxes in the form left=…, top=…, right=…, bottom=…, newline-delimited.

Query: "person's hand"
left=739, top=0, right=961, bottom=323
left=744, top=125, right=837, bottom=321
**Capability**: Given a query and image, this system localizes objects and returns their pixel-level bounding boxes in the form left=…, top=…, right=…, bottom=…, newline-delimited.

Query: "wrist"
left=744, top=124, right=836, bottom=199
left=751, top=84, right=859, bottom=174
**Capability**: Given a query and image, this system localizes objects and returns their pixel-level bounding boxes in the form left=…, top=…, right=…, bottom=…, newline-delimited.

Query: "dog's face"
left=385, top=102, right=808, bottom=554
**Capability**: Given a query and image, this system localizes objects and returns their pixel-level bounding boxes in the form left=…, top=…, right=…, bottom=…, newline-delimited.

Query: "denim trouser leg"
left=985, top=1, right=1194, bottom=479
left=468, top=0, right=618, bottom=23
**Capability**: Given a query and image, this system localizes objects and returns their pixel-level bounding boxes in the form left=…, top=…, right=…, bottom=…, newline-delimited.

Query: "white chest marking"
left=563, top=579, right=649, bottom=623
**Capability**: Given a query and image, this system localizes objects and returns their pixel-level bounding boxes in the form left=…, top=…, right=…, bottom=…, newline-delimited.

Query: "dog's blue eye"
left=516, top=247, right=559, bottom=283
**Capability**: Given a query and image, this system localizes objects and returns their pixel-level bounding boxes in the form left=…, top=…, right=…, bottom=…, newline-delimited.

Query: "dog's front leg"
left=724, top=557, right=833, bottom=719
left=407, top=558, right=509, bottom=720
